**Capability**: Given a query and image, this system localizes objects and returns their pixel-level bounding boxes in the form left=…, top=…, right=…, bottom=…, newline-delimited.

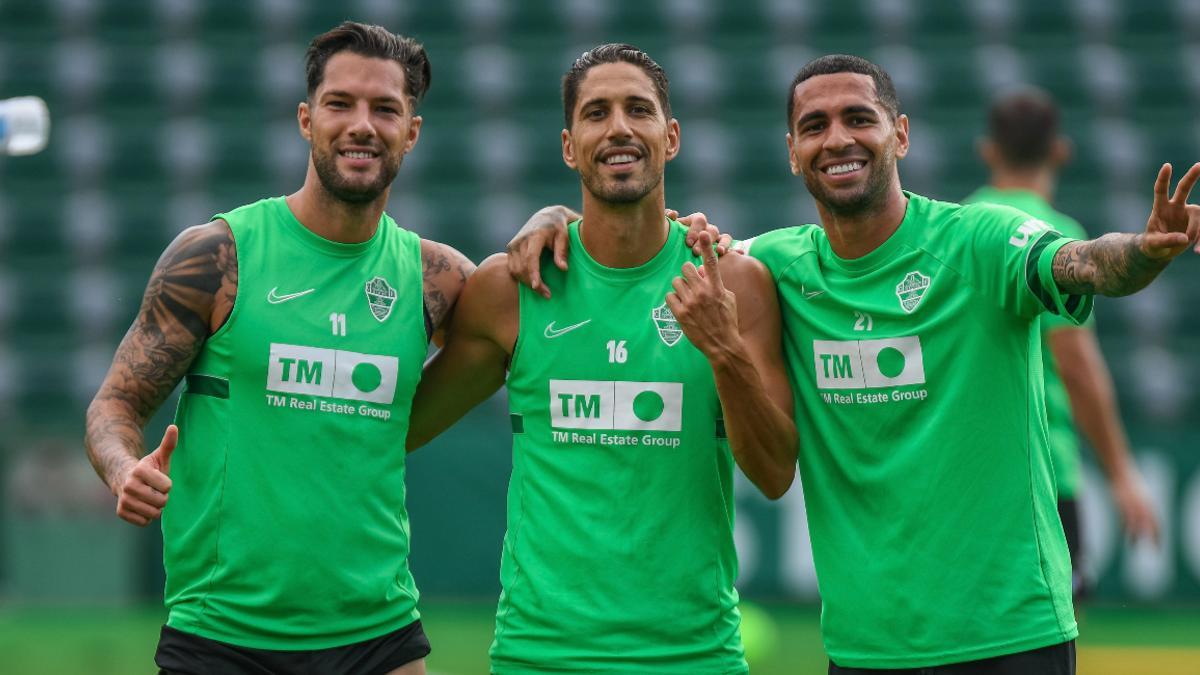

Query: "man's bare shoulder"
left=717, top=249, right=772, bottom=292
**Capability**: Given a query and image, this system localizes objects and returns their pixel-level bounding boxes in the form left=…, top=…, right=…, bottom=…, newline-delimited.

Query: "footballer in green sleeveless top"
left=164, top=196, right=429, bottom=648
left=85, top=23, right=479, bottom=672
left=407, top=44, right=797, bottom=673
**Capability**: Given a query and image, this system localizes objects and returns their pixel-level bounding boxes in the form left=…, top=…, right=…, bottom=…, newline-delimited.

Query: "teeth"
left=343, top=151, right=374, bottom=159
left=825, top=162, right=863, bottom=175
left=605, top=154, right=637, bottom=165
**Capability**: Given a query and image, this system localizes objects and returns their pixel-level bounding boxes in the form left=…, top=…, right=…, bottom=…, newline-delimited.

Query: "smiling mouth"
left=823, top=160, right=865, bottom=176
left=339, top=150, right=379, bottom=160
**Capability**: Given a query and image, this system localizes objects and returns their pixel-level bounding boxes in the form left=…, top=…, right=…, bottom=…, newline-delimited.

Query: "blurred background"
left=1, top=0, right=1198, bottom=673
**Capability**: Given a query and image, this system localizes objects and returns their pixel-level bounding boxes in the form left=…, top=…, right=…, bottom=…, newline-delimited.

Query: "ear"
left=562, top=128, right=578, bottom=170
left=405, top=115, right=423, bottom=154
left=785, top=132, right=801, bottom=176
left=664, top=118, right=681, bottom=162
left=1050, top=136, right=1073, bottom=168
left=892, top=114, right=910, bottom=159
left=298, top=101, right=312, bottom=142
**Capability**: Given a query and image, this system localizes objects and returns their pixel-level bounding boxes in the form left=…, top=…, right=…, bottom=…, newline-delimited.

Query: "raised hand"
left=1143, top=162, right=1200, bottom=258
left=665, top=231, right=740, bottom=359
left=114, top=425, right=177, bottom=527
left=668, top=209, right=734, bottom=257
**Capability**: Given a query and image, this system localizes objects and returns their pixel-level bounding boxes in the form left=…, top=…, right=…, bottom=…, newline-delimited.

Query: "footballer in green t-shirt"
left=754, top=56, right=1196, bottom=672
left=964, top=89, right=1160, bottom=602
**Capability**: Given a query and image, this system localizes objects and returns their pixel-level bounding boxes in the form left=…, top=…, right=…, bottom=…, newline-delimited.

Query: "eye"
left=327, top=100, right=349, bottom=109
left=803, top=121, right=826, bottom=134
left=586, top=108, right=606, bottom=120
left=631, top=104, right=652, bottom=115
left=377, top=106, right=399, bottom=115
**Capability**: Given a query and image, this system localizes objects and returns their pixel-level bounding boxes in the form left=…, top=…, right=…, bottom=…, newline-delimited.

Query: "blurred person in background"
left=964, top=87, right=1161, bottom=603
left=83, top=21, right=479, bottom=675
left=407, top=43, right=797, bottom=674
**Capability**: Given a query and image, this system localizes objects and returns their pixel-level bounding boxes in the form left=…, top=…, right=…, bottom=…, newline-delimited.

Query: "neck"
left=988, top=166, right=1056, bottom=203
left=578, top=188, right=668, bottom=268
left=819, top=184, right=909, bottom=259
left=285, top=164, right=389, bottom=244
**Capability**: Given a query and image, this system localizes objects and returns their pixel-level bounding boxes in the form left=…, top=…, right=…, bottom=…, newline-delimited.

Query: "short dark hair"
left=305, top=21, right=431, bottom=108
left=786, top=54, right=900, bottom=129
left=562, top=43, right=671, bottom=129
left=987, top=87, right=1060, bottom=168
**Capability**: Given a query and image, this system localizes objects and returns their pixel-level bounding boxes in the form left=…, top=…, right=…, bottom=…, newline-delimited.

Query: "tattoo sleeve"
left=1051, top=234, right=1169, bottom=297
left=84, top=221, right=236, bottom=490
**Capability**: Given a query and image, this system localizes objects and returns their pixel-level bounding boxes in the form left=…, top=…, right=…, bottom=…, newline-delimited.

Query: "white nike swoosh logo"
left=544, top=319, right=592, bottom=338
left=267, top=287, right=316, bottom=304
left=802, top=284, right=825, bottom=299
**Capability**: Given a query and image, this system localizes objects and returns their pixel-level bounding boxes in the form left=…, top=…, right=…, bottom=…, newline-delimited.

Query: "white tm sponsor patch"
left=813, top=336, right=925, bottom=390
left=549, top=379, right=682, bottom=431
left=267, top=343, right=399, bottom=404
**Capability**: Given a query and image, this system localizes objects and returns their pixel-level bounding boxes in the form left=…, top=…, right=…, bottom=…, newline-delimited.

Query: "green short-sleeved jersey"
left=963, top=187, right=1092, bottom=497
left=494, top=220, right=746, bottom=674
left=742, top=192, right=1089, bottom=668
left=163, top=197, right=427, bottom=649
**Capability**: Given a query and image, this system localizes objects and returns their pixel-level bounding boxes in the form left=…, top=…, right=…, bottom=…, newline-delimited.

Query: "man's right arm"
left=406, top=254, right=518, bottom=452
left=84, top=220, right=235, bottom=524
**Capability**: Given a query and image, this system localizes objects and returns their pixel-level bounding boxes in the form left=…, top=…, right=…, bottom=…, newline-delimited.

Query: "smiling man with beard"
left=406, top=44, right=798, bottom=674
left=738, top=54, right=1200, bottom=674
left=84, top=22, right=481, bottom=675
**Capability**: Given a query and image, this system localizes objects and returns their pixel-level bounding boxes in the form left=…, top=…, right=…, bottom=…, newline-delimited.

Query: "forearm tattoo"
left=85, top=222, right=235, bottom=485
left=1051, top=234, right=1168, bottom=297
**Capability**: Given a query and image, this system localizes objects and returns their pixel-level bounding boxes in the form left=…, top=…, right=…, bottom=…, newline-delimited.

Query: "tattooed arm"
left=421, top=238, right=476, bottom=347
left=84, top=220, right=237, bottom=526
left=1053, top=162, right=1200, bottom=296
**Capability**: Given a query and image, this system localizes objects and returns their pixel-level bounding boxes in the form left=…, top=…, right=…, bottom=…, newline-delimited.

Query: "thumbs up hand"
left=114, top=425, right=178, bottom=527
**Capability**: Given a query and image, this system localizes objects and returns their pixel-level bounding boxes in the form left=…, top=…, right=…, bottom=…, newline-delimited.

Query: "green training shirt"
left=964, top=186, right=1091, bottom=498
left=494, top=219, right=746, bottom=674
left=163, top=197, right=427, bottom=649
left=742, top=192, right=1089, bottom=668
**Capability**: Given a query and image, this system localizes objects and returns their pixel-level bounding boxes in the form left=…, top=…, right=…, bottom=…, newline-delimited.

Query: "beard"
left=312, top=145, right=402, bottom=204
left=580, top=163, right=662, bottom=204
left=804, top=147, right=895, bottom=218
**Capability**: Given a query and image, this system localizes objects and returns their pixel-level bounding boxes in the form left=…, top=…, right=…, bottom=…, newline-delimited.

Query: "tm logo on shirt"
left=547, top=379, right=686, bottom=449
left=813, top=337, right=928, bottom=404
left=264, top=344, right=398, bottom=420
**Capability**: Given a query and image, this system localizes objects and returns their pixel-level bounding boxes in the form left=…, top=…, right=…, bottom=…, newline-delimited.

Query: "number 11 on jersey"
left=330, top=313, right=347, bottom=336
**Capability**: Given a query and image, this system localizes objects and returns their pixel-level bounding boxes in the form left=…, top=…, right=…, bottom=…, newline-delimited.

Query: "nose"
left=606, top=109, right=633, bottom=141
left=822, top=120, right=854, bottom=152
left=345, top=101, right=376, bottom=140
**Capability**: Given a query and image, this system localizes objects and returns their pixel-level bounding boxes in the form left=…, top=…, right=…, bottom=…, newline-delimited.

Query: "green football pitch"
left=2, top=603, right=1197, bottom=674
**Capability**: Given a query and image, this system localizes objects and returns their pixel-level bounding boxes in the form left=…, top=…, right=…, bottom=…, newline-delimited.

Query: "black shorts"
left=155, top=619, right=431, bottom=675
left=829, top=640, right=1075, bottom=674
left=1058, top=498, right=1089, bottom=600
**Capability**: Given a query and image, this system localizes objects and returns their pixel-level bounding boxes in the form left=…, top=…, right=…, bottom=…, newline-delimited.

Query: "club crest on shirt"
left=365, top=276, right=397, bottom=322
left=895, top=271, right=930, bottom=314
left=651, top=302, right=683, bottom=347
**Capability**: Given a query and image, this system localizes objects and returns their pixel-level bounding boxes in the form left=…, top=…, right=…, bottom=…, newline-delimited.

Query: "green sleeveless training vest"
left=492, top=219, right=747, bottom=674
left=162, top=197, right=427, bottom=649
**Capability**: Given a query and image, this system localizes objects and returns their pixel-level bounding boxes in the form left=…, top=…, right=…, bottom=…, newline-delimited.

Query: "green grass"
left=1, top=603, right=1196, bottom=674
